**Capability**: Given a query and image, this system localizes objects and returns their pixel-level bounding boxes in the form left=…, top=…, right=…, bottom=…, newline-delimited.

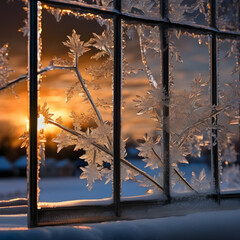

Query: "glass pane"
left=36, top=5, right=113, bottom=206
left=218, top=39, right=240, bottom=192
left=217, top=0, right=240, bottom=33
left=169, top=30, right=212, bottom=196
left=0, top=0, right=27, bottom=201
left=169, top=0, right=210, bottom=26
left=122, top=0, right=161, bottom=19
left=121, top=22, right=163, bottom=200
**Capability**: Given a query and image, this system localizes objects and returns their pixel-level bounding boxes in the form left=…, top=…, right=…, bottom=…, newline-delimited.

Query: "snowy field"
left=0, top=158, right=239, bottom=203
left=0, top=159, right=214, bottom=202
left=1, top=160, right=240, bottom=239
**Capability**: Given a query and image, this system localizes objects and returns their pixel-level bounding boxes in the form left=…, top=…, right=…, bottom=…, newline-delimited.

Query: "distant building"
left=56, top=159, right=74, bottom=177
left=13, top=156, right=27, bottom=177
left=39, top=158, right=57, bottom=177
left=0, top=156, right=12, bottom=177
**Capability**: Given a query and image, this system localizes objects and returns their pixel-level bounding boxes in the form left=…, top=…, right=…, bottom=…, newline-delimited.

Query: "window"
left=1, top=0, right=239, bottom=227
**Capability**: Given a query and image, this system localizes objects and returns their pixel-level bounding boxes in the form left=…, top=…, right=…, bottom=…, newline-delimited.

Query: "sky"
left=0, top=0, right=238, bottom=161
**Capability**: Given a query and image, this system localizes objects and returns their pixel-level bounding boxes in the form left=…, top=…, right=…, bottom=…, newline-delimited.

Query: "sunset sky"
left=0, top=0, right=237, bottom=158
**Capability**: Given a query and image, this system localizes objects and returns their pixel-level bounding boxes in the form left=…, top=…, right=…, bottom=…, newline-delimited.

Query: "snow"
left=1, top=209, right=240, bottom=239
left=1, top=176, right=240, bottom=239
left=0, top=178, right=27, bottom=200
left=1, top=162, right=240, bottom=239
left=0, top=157, right=12, bottom=171
left=0, top=176, right=150, bottom=202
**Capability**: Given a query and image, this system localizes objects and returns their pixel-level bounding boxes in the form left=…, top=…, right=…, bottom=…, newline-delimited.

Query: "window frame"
left=28, top=0, right=240, bottom=227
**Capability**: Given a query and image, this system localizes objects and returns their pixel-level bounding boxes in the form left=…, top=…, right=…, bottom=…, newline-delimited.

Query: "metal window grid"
left=28, top=0, right=240, bottom=227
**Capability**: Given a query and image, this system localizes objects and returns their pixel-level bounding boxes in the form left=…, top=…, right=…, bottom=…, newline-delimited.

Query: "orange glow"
left=73, top=226, right=92, bottom=230
left=0, top=227, right=28, bottom=231
left=25, top=113, right=67, bottom=135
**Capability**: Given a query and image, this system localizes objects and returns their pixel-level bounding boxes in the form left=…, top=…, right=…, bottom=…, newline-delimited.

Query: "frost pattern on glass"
left=121, top=23, right=164, bottom=197
left=122, top=0, right=161, bottom=18
left=217, top=0, right=240, bottom=32
left=169, top=31, right=212, bottom=194
left=0, top=0, right=239, bottom=203
left=19, top=7, right=165, bottom=196
left=0, top=44, right=13, bottom=89
left=40, top=15, right=114, bottom=192
left=16, top=6, right=114, bottom=196
left=218, top=39, right=240, bottom=191
left=169, top=0, right=210, bottom=26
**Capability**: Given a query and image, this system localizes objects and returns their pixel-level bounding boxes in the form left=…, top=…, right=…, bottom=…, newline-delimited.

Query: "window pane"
left=217, top=0, right=240, bottom=33
left=122, top=0, right=161, bottom=19
left=0, top=0, right=27, bottom=201
left=218, top=39, right=240, bottom=193
left=169, top=0, right=210, bottom=27
left=169, top=30, right=212, bottom=196
left=121, top=22, right=163, bottom=199
left=37, top=5, right=113, bottom=206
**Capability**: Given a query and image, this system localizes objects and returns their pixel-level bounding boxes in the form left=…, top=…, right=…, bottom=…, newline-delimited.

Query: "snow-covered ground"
left=0, top=176, right=152, bottom=202
left=0, top=159, right=239, bottom=202
left=0, top=159, right=212, bottom=201
left=1, top=209, right=240, bottom=240
left=1, top=159, right=240, bottom=239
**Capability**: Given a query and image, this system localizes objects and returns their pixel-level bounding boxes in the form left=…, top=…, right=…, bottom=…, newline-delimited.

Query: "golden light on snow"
left=73, top=226, right=92, bottom=230
left=0, top=227, right=28, bottom=231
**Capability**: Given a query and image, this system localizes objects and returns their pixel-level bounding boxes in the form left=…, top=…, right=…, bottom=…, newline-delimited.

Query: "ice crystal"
left=137, top=134, right=163, bottom=170
left=38, top=102, right=54, bottom=123
left=121, top=164, right=139, bottom=181
left=87, top=30, right=113, bottom=59
left=63, top=30, right=90, bottom=61
left=75, top=0, right=113, bottom=7
left=86, top=59, right=113, bottom=82
left=122, top=0, right=160, bottom=18
left=218, top=0, right=240, bottom=32
left=19, top=132, right=29, bottom=149
left=53, top=130, right=76, bottom=153
left=222, top=165, right=240, bottom=188
left=80, top=164, right=102, bottom=190
left=0, top=44, right=13, bottom=88
left=191, top=168, right=210, bottom=192
left=170, top=145, right=189, bottom=166
left=19, top=19, right=29, bottom=37
left=4, top=1, right=238, bottom=195
left=52, top=57, right=73, bottom=67
left=169, top=0, right=210, bottom=25
left=221, top=138, right=238, bottom=165
left=134, top=87, right=167, bottom=117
